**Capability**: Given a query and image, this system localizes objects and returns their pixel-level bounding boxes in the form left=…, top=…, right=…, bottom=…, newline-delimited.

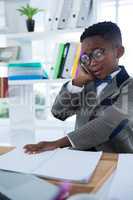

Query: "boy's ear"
left=116, top=46, right=125, bottom=58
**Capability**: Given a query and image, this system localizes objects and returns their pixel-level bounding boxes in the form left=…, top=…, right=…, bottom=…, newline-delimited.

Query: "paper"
left=0, top=147, right=102, bottom=183
left=108, top=154, right=133, bottom=200
left=35, top=149, right=102, bottom=182
left=0, top=147, right=57, bottom=173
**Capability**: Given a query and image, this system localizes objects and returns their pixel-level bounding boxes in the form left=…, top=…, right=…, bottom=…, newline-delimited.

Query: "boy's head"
left=80, top=21, right=124, bottom=79
left=80, top=21, right=122, bottom=47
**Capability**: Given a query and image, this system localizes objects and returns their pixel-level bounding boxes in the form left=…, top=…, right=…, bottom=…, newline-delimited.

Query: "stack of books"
left=8, top=61, right=44, bottom=80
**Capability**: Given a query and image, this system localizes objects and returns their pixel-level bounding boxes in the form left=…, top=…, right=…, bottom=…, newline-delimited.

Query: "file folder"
left=52, top=43, right=65, bottom=79
left=76, top=0, right=92, bottom=28
left=67, top=0, right=82, bottom=29
left=71, top=44, right=81, bottom=78
left=61, top=42, right=79, bottom=78
left=51, top=0, right=65, bottom=30
left=43, top=0, right=59, bottom=30
left=58, top=0, right=73, bottom=29
left=59, top=43, right=70, bottom=78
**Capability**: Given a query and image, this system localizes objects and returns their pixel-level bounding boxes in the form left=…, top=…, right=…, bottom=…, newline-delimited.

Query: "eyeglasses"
left=79, top=48, right=106, bottom=72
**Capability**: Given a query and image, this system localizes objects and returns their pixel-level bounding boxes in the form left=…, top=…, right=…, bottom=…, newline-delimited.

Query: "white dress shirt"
left=67, top=69, right=120, bottom=96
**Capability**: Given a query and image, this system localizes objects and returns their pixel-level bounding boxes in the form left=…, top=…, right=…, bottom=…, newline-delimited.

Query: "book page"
left=0, top=147, right=102, bottom=182
left=34, top=149, right=102, bottom=183
left=0, top=147, right=57, bottom=173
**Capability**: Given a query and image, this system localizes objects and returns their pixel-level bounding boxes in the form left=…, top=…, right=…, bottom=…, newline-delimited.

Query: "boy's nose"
left=89, top=58, right=97, bottom=68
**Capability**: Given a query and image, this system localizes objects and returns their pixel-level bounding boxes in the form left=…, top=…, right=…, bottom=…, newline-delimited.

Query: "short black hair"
left=80, top=21, right=122, bottom=47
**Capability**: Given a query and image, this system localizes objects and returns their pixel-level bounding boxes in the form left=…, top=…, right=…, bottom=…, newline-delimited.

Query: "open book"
left=0, top=147, right=102, bottom=183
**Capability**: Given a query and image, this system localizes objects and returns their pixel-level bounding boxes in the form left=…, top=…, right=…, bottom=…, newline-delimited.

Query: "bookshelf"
left=8, top=79, right=70, bottom=85
left=0, top=0, right=98, bottom=145
left=6, top=29, right=83, bottom=42
left=0, top=98, right=8, bottom=103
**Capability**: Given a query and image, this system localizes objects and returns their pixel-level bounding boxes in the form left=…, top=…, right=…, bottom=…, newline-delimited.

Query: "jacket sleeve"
left=51, top=82, right=83, bottom=121
left=68, top=82, right=133, bottom=150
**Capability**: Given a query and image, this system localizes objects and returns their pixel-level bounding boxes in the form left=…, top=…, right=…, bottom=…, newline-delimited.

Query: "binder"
left=58, top=43, right=70, bottom=78
left=43, top=0, right=59, bottom=31
left=48, top=43, right=60, bottom=78
left=61, top=42, right=79, bottom=78
left=76, top=0, right=92, bottom=28
left=71, top=44, right=81, bottom=79
left=57, top=0, right=73, bottom=29
left=51, top=0, right=65, bottom=30
left=43, top=0, right=65, bottom=30
left=67, top=0, right=82, bottom=29
left=52, top=43, right=65, bottom=79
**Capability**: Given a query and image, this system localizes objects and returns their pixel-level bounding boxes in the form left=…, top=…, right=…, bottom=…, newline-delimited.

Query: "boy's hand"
left=23, top=141, right=58, bottom=154
left=72, top=65, right=95, bottom=87
left=23, top=137, right=71, bottom=154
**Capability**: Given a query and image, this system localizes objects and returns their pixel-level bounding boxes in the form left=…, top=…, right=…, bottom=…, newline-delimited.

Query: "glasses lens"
left=92, top=49, right=105, bottom=61
left=80, top=54, right=90, bottom=66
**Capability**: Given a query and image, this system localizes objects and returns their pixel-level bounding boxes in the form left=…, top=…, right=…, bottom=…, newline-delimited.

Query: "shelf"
left=0, top=98, right=8, bottom=103
left=5, top=29, right=83, bottom=42
left=8, top=79, right=70, bottom=85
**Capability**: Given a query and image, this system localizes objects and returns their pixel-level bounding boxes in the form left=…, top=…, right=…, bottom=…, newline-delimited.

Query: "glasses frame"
left=79, top=48, right=107, bottom=73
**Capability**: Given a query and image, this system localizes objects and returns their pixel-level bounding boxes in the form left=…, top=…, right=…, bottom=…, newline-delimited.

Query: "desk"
left=47, top=153, right=118, bottom=196
left=0, top=146, right=118, bottom=197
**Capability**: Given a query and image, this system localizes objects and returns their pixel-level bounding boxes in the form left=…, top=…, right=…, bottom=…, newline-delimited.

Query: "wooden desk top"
left=47, top=153, right=118, bottom=195
left=0, top=146, right=118, bottom=195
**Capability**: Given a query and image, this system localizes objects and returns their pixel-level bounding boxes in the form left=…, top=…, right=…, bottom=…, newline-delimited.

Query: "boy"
left=24, top=21, right=133, bottom=154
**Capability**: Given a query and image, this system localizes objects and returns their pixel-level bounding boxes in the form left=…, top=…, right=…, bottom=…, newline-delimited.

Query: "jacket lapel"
left=89, top=66, right=130, bottom=112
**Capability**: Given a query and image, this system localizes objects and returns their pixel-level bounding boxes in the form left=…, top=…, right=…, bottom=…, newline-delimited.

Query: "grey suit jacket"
left=51, top=66, right=133, bottom=153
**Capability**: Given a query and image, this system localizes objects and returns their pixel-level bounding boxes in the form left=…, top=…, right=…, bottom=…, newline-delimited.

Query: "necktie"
left=95, top=75, right=112, bottom=87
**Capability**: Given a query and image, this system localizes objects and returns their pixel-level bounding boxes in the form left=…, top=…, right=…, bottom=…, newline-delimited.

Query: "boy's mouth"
left=92, top=67, right=103, bottom=77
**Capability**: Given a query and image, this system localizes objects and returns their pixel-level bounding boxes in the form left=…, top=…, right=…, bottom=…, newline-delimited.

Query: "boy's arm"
left=51, top=81, right=83, bottom=121
left=52, top=66, right=94, bottom=121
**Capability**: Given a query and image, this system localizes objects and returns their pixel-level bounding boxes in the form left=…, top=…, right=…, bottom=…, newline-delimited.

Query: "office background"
left=0, top=0, right=132, bottom=146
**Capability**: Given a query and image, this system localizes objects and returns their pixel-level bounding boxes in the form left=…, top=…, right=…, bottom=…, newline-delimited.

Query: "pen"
left=53, top=182, right=71, bottom=200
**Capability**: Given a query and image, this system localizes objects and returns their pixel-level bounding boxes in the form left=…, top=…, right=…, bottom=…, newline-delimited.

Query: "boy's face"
left=80, top=35, right=124, bottom=79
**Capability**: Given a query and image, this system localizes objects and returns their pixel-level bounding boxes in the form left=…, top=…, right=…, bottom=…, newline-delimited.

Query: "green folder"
left=59, top=43, right=70, bottom=78
left=52, top=43, right=66, bottom=79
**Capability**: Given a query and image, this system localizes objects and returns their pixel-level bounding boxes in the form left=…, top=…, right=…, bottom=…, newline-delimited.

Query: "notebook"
left=0, top=147, right=102, bottom=183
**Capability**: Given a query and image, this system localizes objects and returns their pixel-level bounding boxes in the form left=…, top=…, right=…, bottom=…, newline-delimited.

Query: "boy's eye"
left=92, top=49, right=105, bottom=59
left=93, top=49, right=103, bottom=56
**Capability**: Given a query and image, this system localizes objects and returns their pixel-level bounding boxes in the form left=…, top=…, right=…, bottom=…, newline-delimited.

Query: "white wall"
left=5, top=0, right=30, bottom=33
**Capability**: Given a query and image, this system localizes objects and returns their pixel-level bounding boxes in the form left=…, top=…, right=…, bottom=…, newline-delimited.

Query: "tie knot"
left=95, top=75, right=112, bottom=87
